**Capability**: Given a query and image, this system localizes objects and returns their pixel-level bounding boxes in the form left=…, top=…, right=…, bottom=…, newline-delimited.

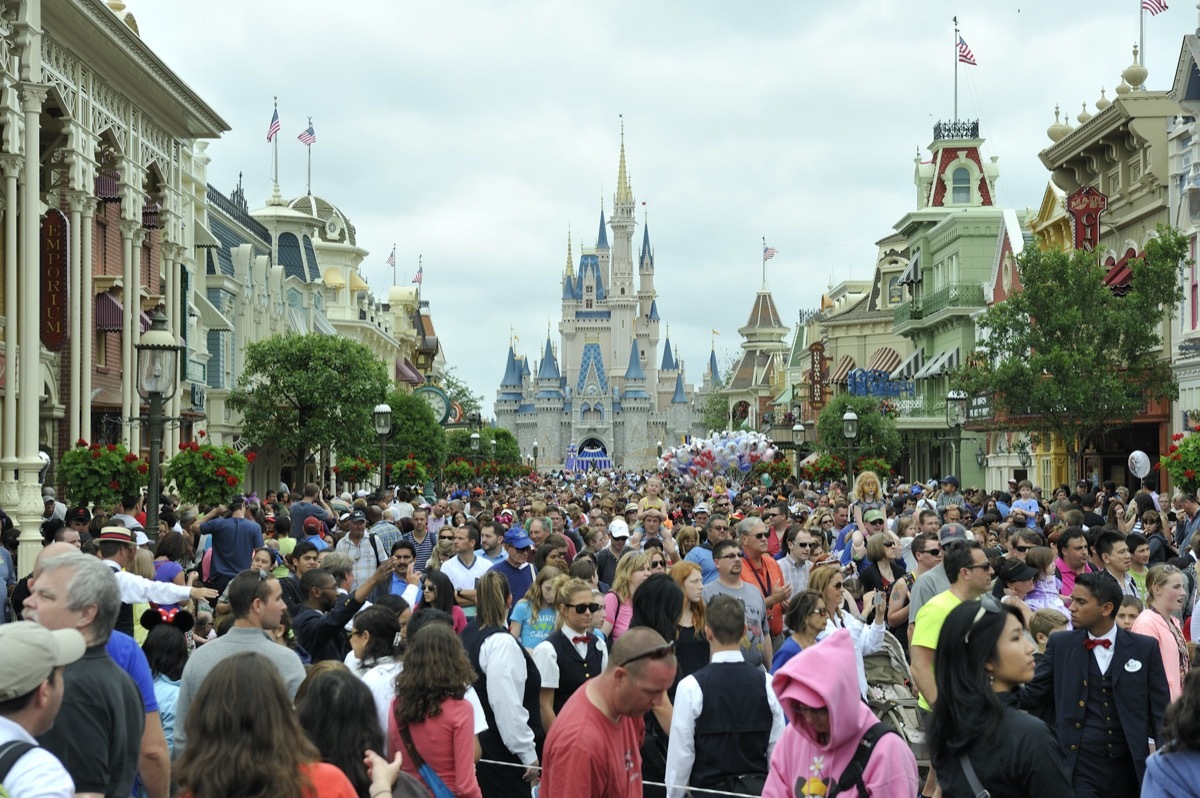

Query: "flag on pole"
left=711, top=330, right=720, bottom=336
left=1142, top=0, right=1168, bottom=14
left=385, top=249, right=395, bottom=268
left=412, top=265, right=423, bottom=285
left=957, top=35, right=977, bottom=65
left=298, top=125, right=317, bottom=146
left=763, top=245, right=778, bottom=261
left=266, top=108, right=280, bottom=142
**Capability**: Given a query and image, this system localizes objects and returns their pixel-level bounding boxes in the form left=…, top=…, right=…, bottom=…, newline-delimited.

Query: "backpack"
left=0, top=740, right=35, bottom=798
left=825, top=722, right=901, bottom=797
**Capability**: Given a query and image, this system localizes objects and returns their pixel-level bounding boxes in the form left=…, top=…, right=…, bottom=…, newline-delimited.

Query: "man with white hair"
left=24, top=552, right=144, bottom=798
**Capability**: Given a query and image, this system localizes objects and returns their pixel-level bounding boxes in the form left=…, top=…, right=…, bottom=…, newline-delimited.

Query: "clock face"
left=415, top=387, right=450, bottom=424
left=585, top=384, right=599, bottom=396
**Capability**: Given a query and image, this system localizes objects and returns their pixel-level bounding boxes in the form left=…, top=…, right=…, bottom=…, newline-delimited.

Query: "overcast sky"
left=130, top=0, right=1194, bottom=414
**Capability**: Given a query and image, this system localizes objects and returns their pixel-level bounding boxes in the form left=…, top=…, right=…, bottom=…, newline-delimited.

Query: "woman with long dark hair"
left=463, top=569, right=543, bottom=797
left=174, top=652, right=359, bottom=798
left=630, top=573, right=684, bottom=798
left=929, top=598, right=1071, bottom=797
left=389, top=623, right=481, bottom=798
left=1144, top=667, right=1200, bottom=791
left=417, top=569, right=466, bottom=634
left=297, top=666, right=383, bottom=798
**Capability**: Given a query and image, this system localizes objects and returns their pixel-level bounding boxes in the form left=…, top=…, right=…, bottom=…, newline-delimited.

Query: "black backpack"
left=826, top=722, right=900, bottom=797
left=0, top=740, right=36, bottom=794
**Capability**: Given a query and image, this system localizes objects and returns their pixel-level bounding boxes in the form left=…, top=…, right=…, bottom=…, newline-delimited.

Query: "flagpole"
left=761, top=236, right=767, bottom=288
left=1139, top=1, right=1145, bottom=66
left=953, top=16, right=959, bottom=122
left=272, top=97, right=279, bottom=191
left=306, top=116, right=313, bottom=196
left=391, top=244, right=396, bottom=285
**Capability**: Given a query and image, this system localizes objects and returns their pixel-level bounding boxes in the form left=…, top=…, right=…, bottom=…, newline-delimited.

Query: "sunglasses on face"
left=1015, top=545, right=1037, bottom=553
left=650, top=560, right=666, bottom=569
left=569, top=602, right=601, bottom=614
left=716, top=553, right=740, bottom=561
left=919, top=548, right=941, bottom=556
left=750, top=532, right=769, bottom=540
left=618, top=640, right=676, bottom=668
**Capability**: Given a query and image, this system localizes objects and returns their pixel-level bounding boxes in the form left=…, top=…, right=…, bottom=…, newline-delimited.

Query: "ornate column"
left=118, top=218, right=139, bottom=449
left=161, top=241, right=183, bottom=455
left=16, top=84, right=47, bottom=570
left=0, top=155, right=18, bottom=469
left=67, top=190, right=85, bottom=444
left=79, top=197, right=96, bottom=443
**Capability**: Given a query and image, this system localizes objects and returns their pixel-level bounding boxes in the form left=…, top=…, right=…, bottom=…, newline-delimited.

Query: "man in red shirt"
left=739, top=518, right=790, bottom=648
left=541, top=627, right=676, bottom=797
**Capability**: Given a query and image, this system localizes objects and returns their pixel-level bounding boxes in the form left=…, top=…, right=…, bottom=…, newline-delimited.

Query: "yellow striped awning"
left=349, top=271, right=369, bottom=292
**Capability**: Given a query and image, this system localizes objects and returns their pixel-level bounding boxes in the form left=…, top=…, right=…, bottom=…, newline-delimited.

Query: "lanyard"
left=742, top=555, right=772, bottom=598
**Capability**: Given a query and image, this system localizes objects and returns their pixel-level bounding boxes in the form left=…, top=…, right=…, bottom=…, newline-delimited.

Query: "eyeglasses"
left=793, top=541, right=812, bottom=549
left=963, top=563, right=992, bottom=572
left=885, top=541, right=899, bottom=548
left=618, top=640, right=676, bottom=668
left=650, top=560, right=666, bottom=569
left=810, top=606, right=829, bottom=616
left=750, top=532, right=769, bottom=540
left=569, top=602, right=602, bottom=614
left=918, top=547, right=941, bottom=557
left=715, top=553, right=740, bottom=561
left=711, top=525, right=730, bottom=532
left=1015, top=545, right=1037, bottom=553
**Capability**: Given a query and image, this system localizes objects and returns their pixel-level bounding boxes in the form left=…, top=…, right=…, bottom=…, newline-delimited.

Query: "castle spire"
left=565, top=226, right=574, bottom=278
left=596, top=207, right=609, bottom=249
left=616, top=115, right=633, bottom=204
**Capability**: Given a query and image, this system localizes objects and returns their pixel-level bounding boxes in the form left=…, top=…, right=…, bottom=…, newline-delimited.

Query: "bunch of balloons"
left=658, top=431, right=778, bottom=488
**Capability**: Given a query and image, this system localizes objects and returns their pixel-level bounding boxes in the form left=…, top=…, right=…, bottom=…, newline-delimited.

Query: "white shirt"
left=438, top=554, right=494, bottom=617
left=359, top=658, right=403, bottom=755
left=334, top=534, right=379, bottom=592
left=826, top=610, right=886, bottom=698
left=478, top=631, right=539, bottom=765
left=531, top=625, right=608, bottom=689
left=663, top=651, right=785, bottom=798
left=103, top=560, right=193, bottom=606
left=1089, top=624, right=1119, bottom=675
left=0, top=715, right=75, bottom=798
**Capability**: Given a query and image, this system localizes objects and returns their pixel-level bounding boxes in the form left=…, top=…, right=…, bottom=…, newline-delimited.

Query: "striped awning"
left=396, top=358, right=424, bottom=386
left=898, top=252, right=922, bottom=285
left=96, top=293, right=123, bottom=331
left=914, top=348, right=960, bottom=380
left=830, top=355, right=856, bottom=385
left=866, top=347, right=901, bottom=374
left=890, top=349, right=924, bottom=380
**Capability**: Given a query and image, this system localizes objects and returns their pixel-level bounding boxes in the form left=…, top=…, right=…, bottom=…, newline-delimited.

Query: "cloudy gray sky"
left=131, top=0, right=1192, bottom=414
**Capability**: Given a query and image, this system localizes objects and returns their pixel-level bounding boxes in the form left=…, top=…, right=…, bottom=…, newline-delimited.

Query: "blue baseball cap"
left=504, top=528, right=533, bottom=549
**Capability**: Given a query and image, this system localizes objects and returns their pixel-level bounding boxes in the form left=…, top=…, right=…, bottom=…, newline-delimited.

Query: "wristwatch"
left=456, top=588, right=463, bottom=597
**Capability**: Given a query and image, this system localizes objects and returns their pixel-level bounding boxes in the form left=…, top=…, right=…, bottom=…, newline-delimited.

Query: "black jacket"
left=291, top=594, right=363, bottom=663
left=935, top=692, right=1071, bottom=798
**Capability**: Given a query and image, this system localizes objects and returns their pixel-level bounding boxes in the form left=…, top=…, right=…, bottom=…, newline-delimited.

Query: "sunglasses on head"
left=569, top=602, right=601, bottom=614
left=618, top=640, right=676, bottom=668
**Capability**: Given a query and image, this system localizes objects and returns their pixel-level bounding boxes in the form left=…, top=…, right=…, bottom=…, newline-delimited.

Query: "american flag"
left=1142, top=0, right=1168, bottom=14
left=763, top=245, right=778, bottom=261
left=957, top=35, right=977, bottom=66
left=266, top=108, right=280, bottom=142
left=298, top=125, right=316, bottom=146
left=412, top=265, right=423, bottom=285
left=386, top=249, right=395, bottom=268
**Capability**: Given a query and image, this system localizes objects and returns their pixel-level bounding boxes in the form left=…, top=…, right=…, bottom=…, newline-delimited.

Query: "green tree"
left=815, top=393, right=901, bottom=465
left=441, top=367, right=483, bottom=416
left=227, top=334, right=390, bottom=471
left=386, top=389, right=447, bottom=471
left=953, top=227, right=1189, bottom=460
left=445, top=426, right=521, bottom=464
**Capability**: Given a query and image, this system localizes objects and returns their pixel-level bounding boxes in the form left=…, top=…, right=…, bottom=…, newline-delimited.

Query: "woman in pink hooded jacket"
left=764, top=629, right=918, bottom=798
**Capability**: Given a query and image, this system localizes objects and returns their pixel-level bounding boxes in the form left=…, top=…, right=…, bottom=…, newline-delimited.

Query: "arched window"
left=952, top=168, right=971, bottom=204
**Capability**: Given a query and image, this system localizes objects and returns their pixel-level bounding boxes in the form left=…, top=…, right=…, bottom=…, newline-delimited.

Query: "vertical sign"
left=809, top=342, right=827, bottom=411
left=1066, top=186, right=1108, bottom=252
left=40, top=209, right=69, bottom=352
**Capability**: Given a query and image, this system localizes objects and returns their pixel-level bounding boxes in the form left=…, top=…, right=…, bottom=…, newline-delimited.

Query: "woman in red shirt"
left=389, top=623, right=482, bottom=798
left=174, top=651, right=357, bottom=798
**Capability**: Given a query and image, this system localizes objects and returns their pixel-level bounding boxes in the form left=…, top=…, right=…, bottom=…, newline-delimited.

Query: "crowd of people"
left=5, top=468, right=1200, bottom=796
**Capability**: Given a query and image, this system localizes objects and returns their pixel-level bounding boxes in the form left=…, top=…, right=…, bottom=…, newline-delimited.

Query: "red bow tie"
left=1084, top=638, right=1112, bottom=650
left=572, top=635, right=592, bottom=645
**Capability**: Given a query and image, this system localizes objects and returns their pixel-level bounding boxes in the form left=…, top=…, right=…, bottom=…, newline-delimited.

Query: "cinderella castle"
left=495, top=128, right=717, bottom=471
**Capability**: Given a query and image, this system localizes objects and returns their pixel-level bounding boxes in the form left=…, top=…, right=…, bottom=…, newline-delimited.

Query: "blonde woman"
left=531, top=577, right=609, bottom=732
left=508, top=566, right=563, bottom=652
left=601, top=551, right=653, bottom=642
left=1132, top=564, right=1191, bottom=701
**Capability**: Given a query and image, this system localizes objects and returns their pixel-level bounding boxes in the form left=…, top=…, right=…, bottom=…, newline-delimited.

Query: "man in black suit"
left=1018, top=573, right=1169, bottom=797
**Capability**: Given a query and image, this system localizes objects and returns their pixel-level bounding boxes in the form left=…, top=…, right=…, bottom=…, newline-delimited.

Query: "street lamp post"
left=136, top=311, right=182, bottom=541
left=373, top=403, right=392, bottom=488
left=657, top=440, right=663, bottom=459
left=490, top=438, right=497, bottom=462
left=946, top=390, right=967, bottom=480
left=532, top=439, right=539, bottom=473
left=792, top=421, right=805, bottom=481
left=470, top=431, right=481, bottom=469
left=842, top=409, right=859, bottom=487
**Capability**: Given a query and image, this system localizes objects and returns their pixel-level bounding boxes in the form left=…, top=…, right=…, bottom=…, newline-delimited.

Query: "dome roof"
left=286, top=195, right=358, bottom=246
left=388, top=286, right=419, bottom=306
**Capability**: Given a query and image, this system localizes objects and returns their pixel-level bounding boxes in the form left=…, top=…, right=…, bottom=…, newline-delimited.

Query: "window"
left=585, top=299, right=593, bottom=309
left=95, top=331, right=107, bottom=368
left=585, top=285, right=593, bottom=294
left=952, top=168, right=970, bottom=204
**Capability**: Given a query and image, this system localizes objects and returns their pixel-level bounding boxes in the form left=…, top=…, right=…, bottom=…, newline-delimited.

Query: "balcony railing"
left=894, top=303, right=921, bottom=326
left=923, top=282, right=985, bottom=316
left=933, top=120, right=980, bottom=140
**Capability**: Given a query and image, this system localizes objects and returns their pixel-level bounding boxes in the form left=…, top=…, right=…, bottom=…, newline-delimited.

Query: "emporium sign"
left=41, top=209, right=68, bottom=352
left=1066, top=186, right=1107, bottom=252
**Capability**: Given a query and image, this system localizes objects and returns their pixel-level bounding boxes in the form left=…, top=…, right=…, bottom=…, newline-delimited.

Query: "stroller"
left=862, top=630, right=929, bottom=768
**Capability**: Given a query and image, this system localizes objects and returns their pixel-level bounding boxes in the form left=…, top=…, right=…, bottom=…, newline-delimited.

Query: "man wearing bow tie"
left=1019, top=573, right=1169, bottom=797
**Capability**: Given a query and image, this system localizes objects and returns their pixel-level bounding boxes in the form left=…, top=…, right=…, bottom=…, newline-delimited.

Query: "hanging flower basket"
left=163, top=438, right=250, bottom=506
left=59, top=439, right=149, bottom=509
left=334, top=455, right=375, bottom=484
left=1161, top=427, right=1200, bottom=496
left=387, top=457, right=429, bottom=487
